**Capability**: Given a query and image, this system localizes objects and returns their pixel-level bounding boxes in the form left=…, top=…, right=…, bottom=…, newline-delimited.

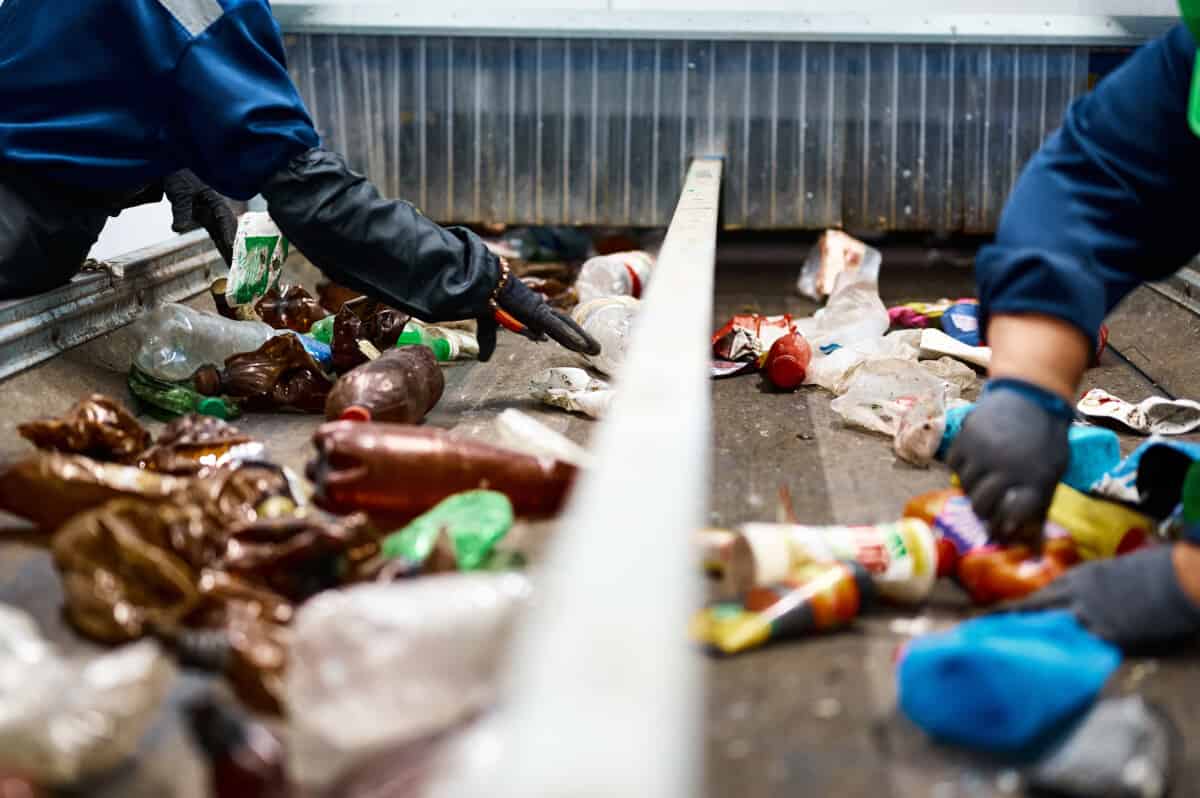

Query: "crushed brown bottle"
left=308, top=421, right=578, bottom=522
left=221, top=334, right=333, bottom=413
left=17, top=394, right=151, bottom=464
left=139, top=415, right=259, bottom=475
left=330, top=298, right=410, bottom=373
left=254, top=285, right=329, bottom=334
left=325, top=346, right=445, bottom=423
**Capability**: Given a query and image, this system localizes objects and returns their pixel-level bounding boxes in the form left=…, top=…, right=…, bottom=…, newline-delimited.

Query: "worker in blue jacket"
left=0, top=0, right=598, bottom=361
left=950, top=23, right=1200, bottom=649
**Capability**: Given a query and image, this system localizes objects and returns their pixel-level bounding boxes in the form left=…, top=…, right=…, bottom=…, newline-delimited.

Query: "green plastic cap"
left=196, top=396, right=235, bottom=420
left=396, top=327, right=426, bottom=347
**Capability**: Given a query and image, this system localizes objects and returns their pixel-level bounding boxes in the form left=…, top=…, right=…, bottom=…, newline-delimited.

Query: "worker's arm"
left=165, top=1, right=597, bottom=357
left=950, top=25, right=1200, bottom=538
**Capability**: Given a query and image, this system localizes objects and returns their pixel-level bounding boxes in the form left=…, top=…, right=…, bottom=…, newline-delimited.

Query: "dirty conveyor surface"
left=0, top=237, right=1198, bottom=796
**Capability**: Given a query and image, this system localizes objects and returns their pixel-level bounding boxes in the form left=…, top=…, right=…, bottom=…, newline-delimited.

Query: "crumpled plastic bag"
left=919, top=356, right=981, bottom=402
left=894, top=393, right=948, bottom=467
left=0, top=604, right=174, bottom=784
left=796, top=230, right=882, bottom=301
left=529, top=367, right=614, bottom=419
left=494, top=409, right=592, bottom=468
left=830, top=358, right=960, bottom=436
left=799, top=276, right=889, bottom=350
left=806, top=330, right=924, bottom=394
left=286, top=573, right=532, bottom=789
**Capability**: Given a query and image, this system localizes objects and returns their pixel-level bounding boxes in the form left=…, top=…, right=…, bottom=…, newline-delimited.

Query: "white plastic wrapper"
left=286, top=574, right=533, bottom=789
left=0, top=605, right=174, bottom=784
left=806, top=331, right=923, bottom=394
left=796, top=230, right=882, bottom=301
left=830, top=357, right=960, bottom=436
left=494, top=409, right=592, bottom=468
left=529, top=367, right=615, bottom=419
left=893, top=393, right=948, bottom=467
left=920, top=356, right=981, bottom=402
left=1077, top=388, right=1200, bottom=436
left=226, top=212, right=288, bottom=306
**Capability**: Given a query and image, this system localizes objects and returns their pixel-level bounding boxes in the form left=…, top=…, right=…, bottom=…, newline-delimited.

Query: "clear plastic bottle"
left=574, top=251, right=654, bottom=304
left=570, top=296, right=640, bottom=376
left=133, top=305, right=279, bottom=382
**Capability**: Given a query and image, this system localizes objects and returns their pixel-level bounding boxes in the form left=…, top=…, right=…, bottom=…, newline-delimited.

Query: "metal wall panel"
left=284, top=33, right=1090, bottom=232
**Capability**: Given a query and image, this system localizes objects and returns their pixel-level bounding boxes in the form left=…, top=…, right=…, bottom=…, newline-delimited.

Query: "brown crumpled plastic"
left=330, top=298, right=411, bottom=373
left=221, top=334, right=334, bottom=413
left=17, top=395, right=151, bottom=464
left=255, top=284, right=330, bottom=334
left=316, top=280, right=363, bottom=314
left=51, top=499, right=204, bottom=643
left=0, top=452, right=191, bottom=530
left=139, top=415, right=259, bottom=475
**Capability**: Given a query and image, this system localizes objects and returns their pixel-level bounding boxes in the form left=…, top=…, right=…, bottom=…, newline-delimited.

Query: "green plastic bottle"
left=395, top=326, right=452, bottom=362
left=128, top=366, right=241, bottom=421
left=308, top=315, right=335, bottom=345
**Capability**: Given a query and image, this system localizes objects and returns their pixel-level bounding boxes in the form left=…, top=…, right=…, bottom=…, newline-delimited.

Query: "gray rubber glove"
left=476, top=264, right=601, bottom=362
left=164, top=170, right=237, bottom=266
left=946, top=378, right=1073, bottom=542
left=1002, top=545, right=1200, bottom=650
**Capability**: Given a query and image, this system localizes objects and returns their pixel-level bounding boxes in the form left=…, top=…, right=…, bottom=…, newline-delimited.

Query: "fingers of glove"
left=198, top=195, right=238, bottom=266
left=477, top=316, right=498, bottom=362
left=991, top=485, right=1053, bottom=542
left=534, top=305, right=602, bottom=355
left=965, top=472, right=1010, bottom=522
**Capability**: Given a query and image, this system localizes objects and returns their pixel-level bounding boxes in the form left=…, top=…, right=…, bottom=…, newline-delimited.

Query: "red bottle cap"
left=339, top=405, right=372, bottom=423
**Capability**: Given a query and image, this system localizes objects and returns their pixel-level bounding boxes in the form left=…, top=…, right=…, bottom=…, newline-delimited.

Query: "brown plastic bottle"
left=221, top=335, right=333, bottom=413
left=325, top=346, right=445, bottom=423
left=330, top=298, right=410, bottom=373
left=254, top=285, right=329, bottom=333
left=187, top=697, right=288, bottom=798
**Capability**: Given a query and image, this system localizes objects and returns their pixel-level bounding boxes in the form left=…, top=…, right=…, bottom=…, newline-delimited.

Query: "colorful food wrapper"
left=691, top=560, right=873, bottom=655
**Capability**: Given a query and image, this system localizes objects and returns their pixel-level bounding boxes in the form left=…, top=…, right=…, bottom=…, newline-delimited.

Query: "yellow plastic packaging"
left=1047, top=483, right=1152, bottom=560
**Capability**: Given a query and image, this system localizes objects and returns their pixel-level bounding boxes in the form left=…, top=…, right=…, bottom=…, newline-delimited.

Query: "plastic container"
left=325, top=346, right=445, bottom=424
left=134, top=305, right=279, bottom=382
left=726, top=519, right=939, bottom=604
left=396, top=322, right=479, bottom=362
left=796, top=230, right=882, bottom=301
left=571, top=296, right=640, bottom=376
left=575, top=251, right=654, bottom=304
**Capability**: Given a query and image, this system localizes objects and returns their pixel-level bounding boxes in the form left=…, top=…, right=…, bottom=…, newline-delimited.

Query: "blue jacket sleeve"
left=167, top=0, right=318, bottom=200
left=976, top=25, right=1200, bottom=348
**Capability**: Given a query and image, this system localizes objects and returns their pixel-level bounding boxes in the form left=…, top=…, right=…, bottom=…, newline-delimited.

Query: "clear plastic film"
left=286, top=573, right=532, bottom=788
left=0, top=605, right=174, bottom=784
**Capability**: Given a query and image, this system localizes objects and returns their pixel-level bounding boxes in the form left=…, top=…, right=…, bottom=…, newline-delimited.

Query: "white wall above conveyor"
left=272, top=0, right=1177, bottom=44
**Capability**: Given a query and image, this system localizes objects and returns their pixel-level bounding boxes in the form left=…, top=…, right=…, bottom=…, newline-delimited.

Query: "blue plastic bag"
left=898, top=611, right=1120, bottom=753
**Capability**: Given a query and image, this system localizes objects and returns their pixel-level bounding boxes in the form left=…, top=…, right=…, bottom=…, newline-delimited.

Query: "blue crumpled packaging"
left=1092, top=438, right=1200, bottom=513
left=898, top=611, right=1120, bottom=753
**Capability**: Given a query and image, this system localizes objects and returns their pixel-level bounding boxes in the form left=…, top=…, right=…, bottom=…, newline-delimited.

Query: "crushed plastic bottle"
left=528, top=367, right=614, bottom=419
left=0, top=605, right=174, bottom=784
left=571, top=296, right=639, bottom=376
left=325, top=346, right=445, bottom=423
left=134, top=304, right=279, bottom=382
left=494, top=408, right=592, bottom=468
left=575, top=251, right=654, bottom=304
left=128, top=364, right=241, bottom=421
left=396, top=321, right=480, bottom=362
left=285, top=573, right=532, bottom=789
left=17, top=394, right=150, bottom=463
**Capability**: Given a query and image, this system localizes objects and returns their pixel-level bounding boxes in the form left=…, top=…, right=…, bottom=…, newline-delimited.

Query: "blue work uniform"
left=977, top=24, right=1200, bottom=348
left=0, top=0, right=317, bottom=199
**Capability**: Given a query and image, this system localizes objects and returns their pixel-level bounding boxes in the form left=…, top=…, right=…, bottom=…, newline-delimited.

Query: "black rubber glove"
left=947, top=378, right=1073, bottom=542
left=164, top=170, right=237, bottom=266
left=1001, top=546, right=1200, bottom=650
left=475, top=265, right=601, bottom=361
left=261, top=148, right=599, bottom=362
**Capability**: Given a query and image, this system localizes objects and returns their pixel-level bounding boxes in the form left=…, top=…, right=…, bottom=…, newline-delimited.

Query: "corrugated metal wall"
left=284, top=35, right=1088, bottom=232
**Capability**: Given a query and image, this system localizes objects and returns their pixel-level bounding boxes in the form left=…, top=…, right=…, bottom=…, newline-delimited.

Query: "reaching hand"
left=164, top=170, right=237, bottom=266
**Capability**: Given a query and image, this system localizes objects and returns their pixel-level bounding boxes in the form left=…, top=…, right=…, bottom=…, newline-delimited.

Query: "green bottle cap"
left=196, top=396, right=234, bottom=420
left=309, top=315, right=335, bottom=345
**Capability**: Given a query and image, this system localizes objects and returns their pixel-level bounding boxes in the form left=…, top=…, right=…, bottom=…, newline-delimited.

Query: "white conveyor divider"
left=461, top=158, right=722, bottom=797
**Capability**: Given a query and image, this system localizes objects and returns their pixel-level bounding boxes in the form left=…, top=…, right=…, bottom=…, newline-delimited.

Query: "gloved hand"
left=262, top=148, right=600, bottom=362
left=475, top=262, right=600, bottom=361
left=164, top=170, right=237, bottom=266
left=1001, top=545, right=1200, bottom=650
left=946, top=378, right=1073, bottom=542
